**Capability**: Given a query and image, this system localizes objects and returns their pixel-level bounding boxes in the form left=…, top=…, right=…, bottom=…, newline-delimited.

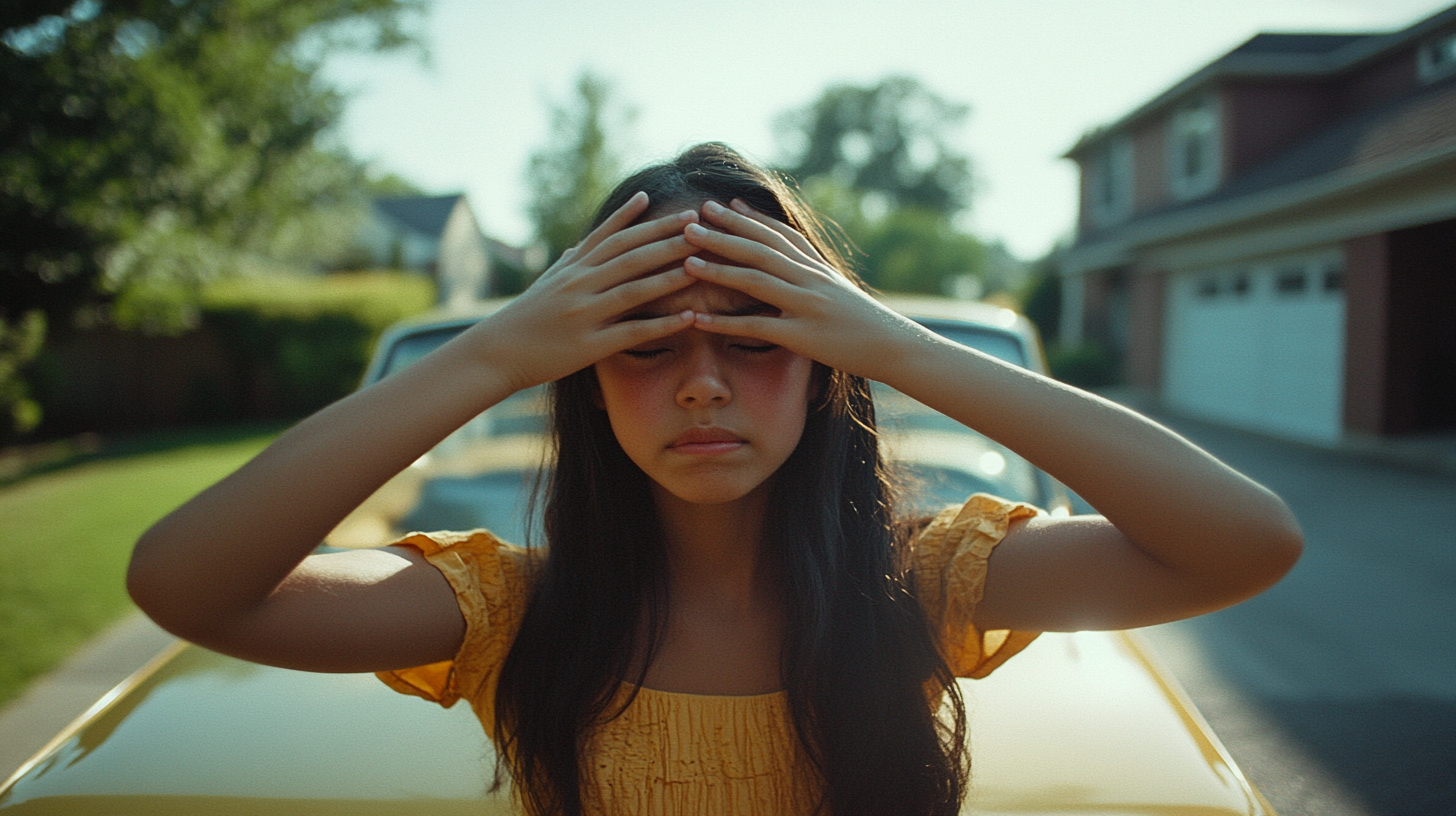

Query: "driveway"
left=1112, top=404, right=1456, bottom=816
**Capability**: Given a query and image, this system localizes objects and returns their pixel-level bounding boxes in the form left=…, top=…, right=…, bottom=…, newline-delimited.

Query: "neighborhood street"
left=1125, top=409, right=1456, bottom=816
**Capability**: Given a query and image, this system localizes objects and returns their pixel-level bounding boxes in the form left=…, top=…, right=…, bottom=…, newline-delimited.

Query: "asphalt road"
left=1111, top=410, right=1456, bottom=816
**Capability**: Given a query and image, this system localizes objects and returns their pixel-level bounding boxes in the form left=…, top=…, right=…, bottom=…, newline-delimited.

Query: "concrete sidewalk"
left=0, top=611, right=175, bottom=783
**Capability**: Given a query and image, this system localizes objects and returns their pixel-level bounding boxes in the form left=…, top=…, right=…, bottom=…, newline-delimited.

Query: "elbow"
left=126, top=534, right=172, bottom=632
left=1238, top=497, right=1304, bottom=598
left=126, top=529, right=201, bottom=641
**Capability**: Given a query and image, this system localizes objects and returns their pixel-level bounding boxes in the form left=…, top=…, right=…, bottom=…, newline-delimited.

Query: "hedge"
left=199, top=271, right=437, bottom=417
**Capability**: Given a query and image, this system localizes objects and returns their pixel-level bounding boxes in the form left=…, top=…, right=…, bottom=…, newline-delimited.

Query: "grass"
left=0, top=423, right=286, bottom=708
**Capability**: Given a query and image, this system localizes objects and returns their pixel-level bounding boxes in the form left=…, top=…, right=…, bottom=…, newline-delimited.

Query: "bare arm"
left=880, top=336, right=1302, bottom=631
left=128, top=196, right=704, bottom=671
left=681, top=199, right=1303, bottom=632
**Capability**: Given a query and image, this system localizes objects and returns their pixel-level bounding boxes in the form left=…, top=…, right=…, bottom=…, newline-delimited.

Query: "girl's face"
left=594, top=280, right=814, bottom=506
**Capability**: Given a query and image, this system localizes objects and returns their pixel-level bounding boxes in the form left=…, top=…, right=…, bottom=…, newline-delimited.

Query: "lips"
left=669, top=427, right=746, bottom=455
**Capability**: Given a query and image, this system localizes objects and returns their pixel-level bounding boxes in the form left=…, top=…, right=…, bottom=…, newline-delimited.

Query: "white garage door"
left=1163, top=255, right=1345, bottom=442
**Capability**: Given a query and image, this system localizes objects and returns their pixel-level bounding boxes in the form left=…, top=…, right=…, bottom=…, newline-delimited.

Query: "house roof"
left=1072, top=75, right=1456, bottom=250
left=373, top=194, right=465, bottom=237
left=1065, top=4, right=1456, bottom=158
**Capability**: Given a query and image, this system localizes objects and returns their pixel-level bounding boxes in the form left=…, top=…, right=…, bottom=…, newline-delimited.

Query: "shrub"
left=1046, top=342, right=1121, bottom=389
left=201, top=272, right=435, bottom=416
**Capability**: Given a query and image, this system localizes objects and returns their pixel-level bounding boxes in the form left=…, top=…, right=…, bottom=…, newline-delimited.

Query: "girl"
left=127, top=143, right=1302, bottom=816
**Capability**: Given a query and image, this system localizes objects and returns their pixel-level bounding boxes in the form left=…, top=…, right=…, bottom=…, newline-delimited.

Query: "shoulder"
left=911, top=493, right=1042, bottom=581
left=911, top=494, right=1042, bottom=679
left=378, top=529, right=543, bottom=707
left=391, top=529, right=542, bottom=601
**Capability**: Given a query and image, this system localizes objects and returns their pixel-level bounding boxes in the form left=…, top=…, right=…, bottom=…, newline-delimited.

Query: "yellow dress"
left=377, top=493, right=1041, bottom=815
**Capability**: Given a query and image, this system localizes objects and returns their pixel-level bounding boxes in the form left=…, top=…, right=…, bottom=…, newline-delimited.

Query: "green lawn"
left=0, top=424, right=285, bottom=708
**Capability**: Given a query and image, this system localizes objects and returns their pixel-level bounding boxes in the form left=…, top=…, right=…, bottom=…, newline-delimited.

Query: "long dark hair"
left=493, top=143, right=968, bottom=815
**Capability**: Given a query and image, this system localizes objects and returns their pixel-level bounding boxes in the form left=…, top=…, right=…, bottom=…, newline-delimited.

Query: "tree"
left=525, top=70, right=635, bottom=264
left=777, top=77, right=986, bottom=296
left=0, top=0, right=423, bottom=436
left=776, top=75, right=973, bottom=217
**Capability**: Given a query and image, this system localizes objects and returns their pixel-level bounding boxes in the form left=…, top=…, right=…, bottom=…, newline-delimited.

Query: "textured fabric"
left=376, top=493, right=1041, bottom=815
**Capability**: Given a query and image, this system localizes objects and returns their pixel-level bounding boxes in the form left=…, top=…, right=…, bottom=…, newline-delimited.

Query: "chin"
left=653, top=475, right=772, bottom=507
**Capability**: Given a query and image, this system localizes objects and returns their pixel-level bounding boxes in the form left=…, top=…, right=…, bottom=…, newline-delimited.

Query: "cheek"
left=738, top=354, right=814, bottom=427
left=595, top=365, right=669, bottom=442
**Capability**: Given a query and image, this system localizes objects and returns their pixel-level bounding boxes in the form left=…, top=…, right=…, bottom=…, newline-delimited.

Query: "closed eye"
left=622, top=348, right=671, bottom=359
left=732, top=343, right=779, bottom=354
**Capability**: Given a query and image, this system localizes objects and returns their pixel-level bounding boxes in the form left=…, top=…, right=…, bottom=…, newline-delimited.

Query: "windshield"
left=326, top=317, right=1045, bottom=548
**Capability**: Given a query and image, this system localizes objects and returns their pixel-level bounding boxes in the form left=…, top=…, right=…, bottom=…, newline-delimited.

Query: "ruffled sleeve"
left=375, top=529, right=539, bottom=727
left=913, top=493, right=1042, bottom=679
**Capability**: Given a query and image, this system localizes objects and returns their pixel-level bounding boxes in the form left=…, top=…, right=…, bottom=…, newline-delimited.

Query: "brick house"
left=1060, top=5, right=1456, bottom=442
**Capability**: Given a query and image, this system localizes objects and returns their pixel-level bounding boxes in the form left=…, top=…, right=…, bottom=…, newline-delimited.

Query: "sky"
left=322, top=0, right=1455, bottom=261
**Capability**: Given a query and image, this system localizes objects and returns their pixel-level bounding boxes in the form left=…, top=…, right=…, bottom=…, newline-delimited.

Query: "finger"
left=683, top=256, right=802, bottom=305
left=602, top=310, right=695, bottom=349
left=699, top=200, right=808, bottom=263
left=683, top=222, right=811, bottom=285
left=688, top=312, right=786, bottom=344
left=729, top=198, right=826, bottom=263
left=583, top=208, right=698, bottom=267
left=600, top=267, right=696, bottom=313
left=575, top=191, right=651, bottom=259
left=589, top=235, right=700, bottom=291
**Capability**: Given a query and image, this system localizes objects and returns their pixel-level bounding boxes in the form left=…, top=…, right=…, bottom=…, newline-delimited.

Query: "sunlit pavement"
left=1106, top=394, right=1456, bottom=816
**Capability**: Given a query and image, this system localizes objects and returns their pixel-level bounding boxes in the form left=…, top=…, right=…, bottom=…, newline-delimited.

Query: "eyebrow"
left=620, top=301, right=778, bottom=321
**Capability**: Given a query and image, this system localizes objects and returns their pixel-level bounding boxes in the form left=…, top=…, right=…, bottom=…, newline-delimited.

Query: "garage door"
left=1162, top=256, right=1345, bottom=442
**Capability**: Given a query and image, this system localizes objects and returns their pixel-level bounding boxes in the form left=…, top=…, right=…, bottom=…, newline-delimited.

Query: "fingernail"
left=730, top=199, right=750, bottom=213
left=685, top=256, right=705, bottom=269
left=694, top=312, right=713, bottom=324
left=679, top=310, right=694, bottom=321
left=704, top=200, right=725, bottom=212
left=678, top=209, right=697, bottom=222
left=685, top=223, right=706, bottom=237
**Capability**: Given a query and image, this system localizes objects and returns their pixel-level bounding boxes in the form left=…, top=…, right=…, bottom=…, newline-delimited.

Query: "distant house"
left=1061, top=4, right=1456, bottom=443
left=358, top=194, right=492, bottom=309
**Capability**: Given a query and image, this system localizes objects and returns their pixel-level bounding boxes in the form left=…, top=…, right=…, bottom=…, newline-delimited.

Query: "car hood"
left=1, top=632, right=1271, bottom=815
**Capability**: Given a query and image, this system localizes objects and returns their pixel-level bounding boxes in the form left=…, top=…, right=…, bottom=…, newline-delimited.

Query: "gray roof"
left=373, top=194, right=464, bottom=237
left=1074, top=75, right=1456, bottom=248
left=1066, top=4, right=1456, bottom=158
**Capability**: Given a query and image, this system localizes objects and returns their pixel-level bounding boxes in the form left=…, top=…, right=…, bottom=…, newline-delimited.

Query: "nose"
left=676, top=342, right=731, bottom=408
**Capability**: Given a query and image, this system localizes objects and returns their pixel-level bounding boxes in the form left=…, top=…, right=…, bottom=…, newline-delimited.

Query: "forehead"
left=637, top=280, right=768, bottom=317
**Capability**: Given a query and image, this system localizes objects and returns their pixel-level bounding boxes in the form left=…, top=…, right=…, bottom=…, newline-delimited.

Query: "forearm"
left=128, top=326, right=517, bottom=631
left=881, top=334, right=1302, bottom=591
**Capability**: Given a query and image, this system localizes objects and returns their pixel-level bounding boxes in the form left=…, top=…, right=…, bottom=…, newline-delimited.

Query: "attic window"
left=1418, top=30, right=1456, bottom=83
left=1167, top=94, right=1221, bottom=200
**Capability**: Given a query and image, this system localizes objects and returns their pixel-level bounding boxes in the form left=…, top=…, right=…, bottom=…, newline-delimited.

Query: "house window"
left=1418, top=30, right=1456, bottom=83
left=1275, top=266, right=1308, bottom=295
left=1089, top=135, right=1134, bottom=226
left=1195, top=275, right=1220, bottom=299
left=1167, top=93, right=1221, bottom=200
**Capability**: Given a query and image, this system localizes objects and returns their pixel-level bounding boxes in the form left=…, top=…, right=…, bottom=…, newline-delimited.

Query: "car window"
left=342, top=317, right=1046, bottom=548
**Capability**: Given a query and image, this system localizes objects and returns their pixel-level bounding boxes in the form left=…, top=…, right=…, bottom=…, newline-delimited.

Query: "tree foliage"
left=777, top=75, right=973, bottom=217
left=525, top=70, right=634, bottom=264
left=0, top=0, right=422, bottom=436
left=777, top=76, right=986, bottom=297
left=0, top=0, right=422, bottom=329
left=798, top=176, right=984, bottom=296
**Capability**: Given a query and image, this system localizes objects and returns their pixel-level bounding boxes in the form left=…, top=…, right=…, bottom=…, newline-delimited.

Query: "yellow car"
left=0, top=298, right=1276, bottom=815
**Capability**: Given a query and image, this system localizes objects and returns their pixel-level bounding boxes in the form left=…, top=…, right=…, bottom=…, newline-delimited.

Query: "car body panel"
left=0, top=297, right=1275, bottom=814
left=1, top=631, right=1270, bottom=815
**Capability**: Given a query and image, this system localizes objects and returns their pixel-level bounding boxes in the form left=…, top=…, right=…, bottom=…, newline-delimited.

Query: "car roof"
left=362, top=295, right=1046, bottom=385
